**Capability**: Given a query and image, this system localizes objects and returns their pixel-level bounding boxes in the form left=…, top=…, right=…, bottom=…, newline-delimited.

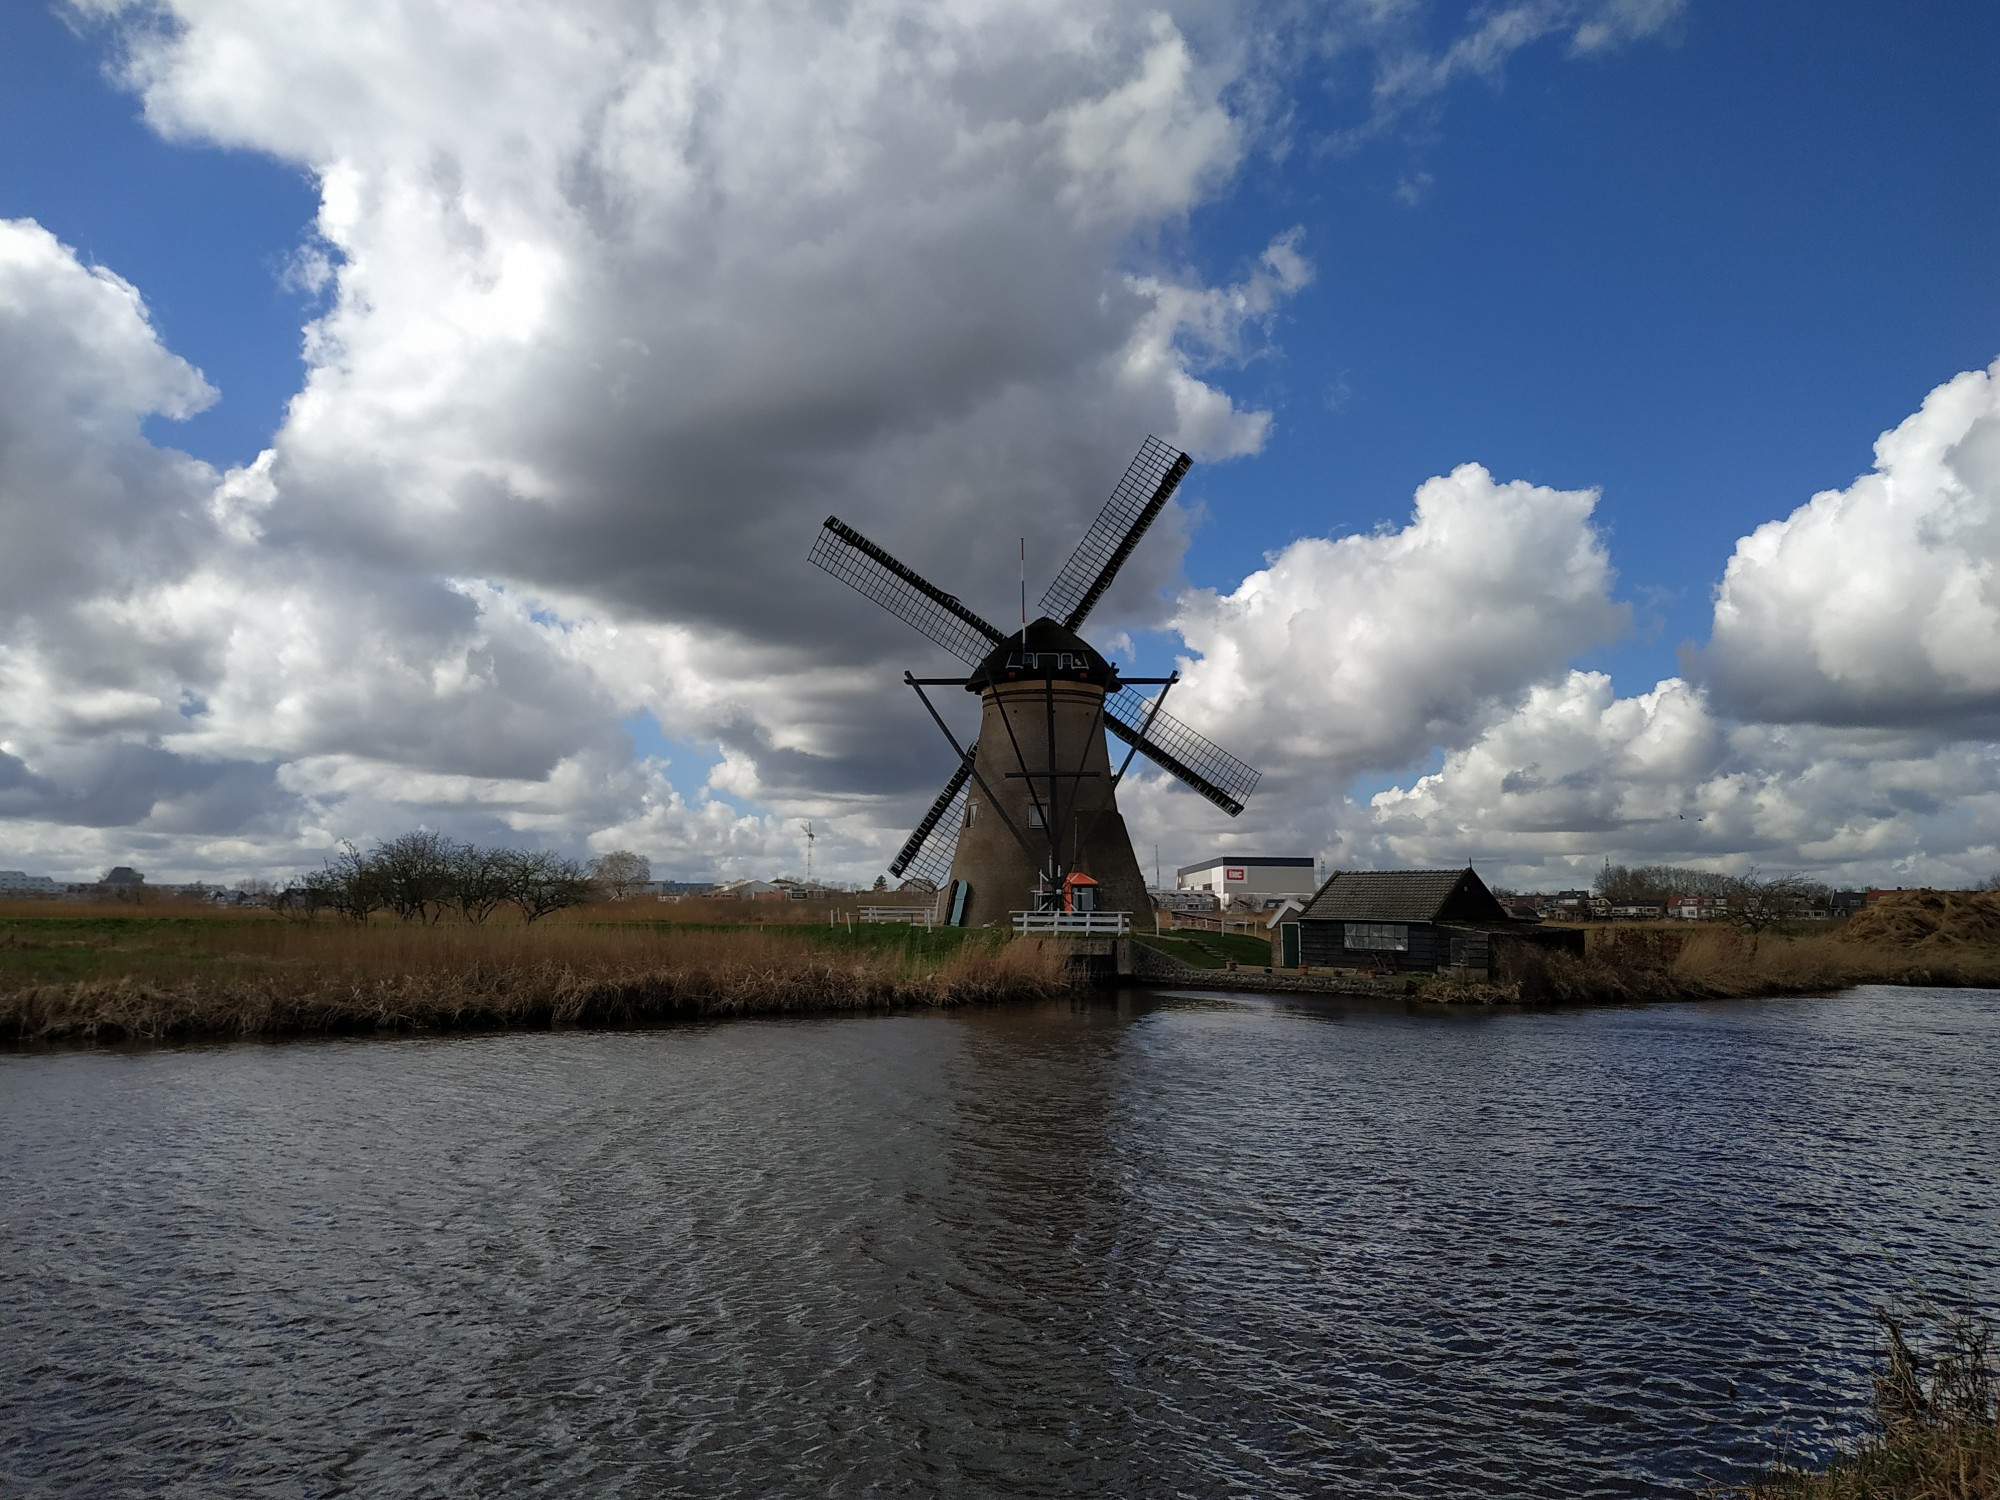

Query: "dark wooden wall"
left=1298, top=920, right=1439, bottom=971
left=1298, top=919, right=1580, bottom=972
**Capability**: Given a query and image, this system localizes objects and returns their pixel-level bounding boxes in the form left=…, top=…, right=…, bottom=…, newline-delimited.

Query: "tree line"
left=1593, top=860, right=1833, bottom=908
left=278, top=833, right=651, bottom=923
left=1589, top=860, right=1839, bottom=938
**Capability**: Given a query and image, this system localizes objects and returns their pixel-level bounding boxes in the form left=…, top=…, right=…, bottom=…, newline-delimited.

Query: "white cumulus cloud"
left=1167, top=462, right=1627, bottom=783
left=1315, top=362, right=2000, bottom=890
left=1703, top=357, right=2000, bottom=732
left=1355, top=671, right=2000, bottom=890
left=1120, top=360, right=2000, bottom=892
left=10, top=1, right=1309, bottom=880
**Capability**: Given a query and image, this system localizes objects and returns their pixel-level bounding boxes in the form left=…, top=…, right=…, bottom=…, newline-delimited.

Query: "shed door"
left=1280, top=922, right=1301, bottom=968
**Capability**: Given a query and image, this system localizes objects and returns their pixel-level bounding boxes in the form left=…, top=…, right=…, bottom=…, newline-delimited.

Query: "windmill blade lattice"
left=890, top=759, right=973, bottom=885
left=1105, top=688, right=1260, bottom=817
left=1040, top=437, right=1192, bottom=631
left=810, top=517, right=1006, bottom=666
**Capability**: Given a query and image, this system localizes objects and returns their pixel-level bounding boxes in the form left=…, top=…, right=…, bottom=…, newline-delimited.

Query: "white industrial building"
left=1, top=870, right=62, bottom=897
left=1175, top=856, right=1317, bottom=909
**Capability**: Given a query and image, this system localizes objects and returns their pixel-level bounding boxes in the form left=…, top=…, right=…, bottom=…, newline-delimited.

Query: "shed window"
left=1344, top=922, right=1409, bottom=952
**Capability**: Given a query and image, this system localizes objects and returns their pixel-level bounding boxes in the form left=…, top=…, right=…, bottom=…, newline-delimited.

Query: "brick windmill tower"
left=810, top=438, right=1260, bottom=927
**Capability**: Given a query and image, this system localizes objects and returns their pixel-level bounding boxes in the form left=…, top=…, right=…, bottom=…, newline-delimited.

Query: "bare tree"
left=504, top=850, right=592, bottom=924
left=586, top=849, right=651, bottom=901
left=1596, top=860, right=1737, bottom=905
left=449, top=842, right=514, bottom=924
left=310, top=842, right=384, bottom=922
left=272, top=879, right=330, bottom=922
left=371, top=830, right=459, bottom=923
left=1719, top=869, right=1820, bottom=949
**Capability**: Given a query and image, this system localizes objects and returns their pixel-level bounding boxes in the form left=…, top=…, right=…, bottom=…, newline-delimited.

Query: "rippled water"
left=3, top=986, right=1996, bottom=1498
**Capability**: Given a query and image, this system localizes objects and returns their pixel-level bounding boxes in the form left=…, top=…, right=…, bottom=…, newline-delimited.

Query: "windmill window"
left=1344, top=922, right=1408, bottom=952
left=1007, top=651, right=1087, bottom=673
left=1026, top=804, right=1047, bottom=829
left=964, top=801, right=978, bottom=827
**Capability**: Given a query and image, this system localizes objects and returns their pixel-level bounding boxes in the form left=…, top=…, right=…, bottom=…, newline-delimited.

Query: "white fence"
left=1164, top=909, right=1268, bottom=937
left=856, top=905, right=936, bottom=927
left=1010, top=910, right=1131, bottom=936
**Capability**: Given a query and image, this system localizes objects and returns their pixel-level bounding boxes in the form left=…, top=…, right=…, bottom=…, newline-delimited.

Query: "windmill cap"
left=969, top=616, right=1118, bottom=691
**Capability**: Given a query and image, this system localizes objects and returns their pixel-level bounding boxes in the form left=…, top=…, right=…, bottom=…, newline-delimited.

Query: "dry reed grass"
left=0, top=921, right=1078, bottom=1044
left=1483, top=900, right=2000, bottom=1007
left=1840, top=889, right=2000, bottom=951
left=1714, top=1311, right=1998, bottom=1500
left=0, top=896, right=249, bottom=920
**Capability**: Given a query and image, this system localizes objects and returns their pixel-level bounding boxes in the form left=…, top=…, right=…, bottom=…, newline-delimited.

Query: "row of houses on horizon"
left=1, top=860, right=1965, bottom=918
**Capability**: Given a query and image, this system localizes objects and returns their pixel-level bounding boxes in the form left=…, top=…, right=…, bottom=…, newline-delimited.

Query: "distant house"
left=1281, top=867, right=1583, bottom=977
left=772, top=878, right=843, bottom=901
left=1667, top=894, right=1730, bottom=921
left=643, top=880, right=715, bottom=897
left=101, top=866, right=146, bottom=887
left=707, top=879, right=784, bottom=900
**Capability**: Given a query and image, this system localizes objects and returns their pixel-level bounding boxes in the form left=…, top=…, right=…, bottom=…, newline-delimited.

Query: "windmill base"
left=946, top=809, right=1149, bottom=930
left=941, top=679, right=1151, bottom=928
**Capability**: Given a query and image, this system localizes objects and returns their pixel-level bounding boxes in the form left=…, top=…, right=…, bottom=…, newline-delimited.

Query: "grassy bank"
left=8, top=890, right=1998, bottom=1038
left=1131, top=928, right=1277, bottom=969
left=0, top=908, right=1077, bottom=1044
left=1472, top=890, right=2000, bottom=1006
left=1713, top=1311, right=1997, bottom=1499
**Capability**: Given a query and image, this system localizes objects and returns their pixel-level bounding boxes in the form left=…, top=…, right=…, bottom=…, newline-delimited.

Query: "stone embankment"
left=1110, top=938, right=1414, bottom=998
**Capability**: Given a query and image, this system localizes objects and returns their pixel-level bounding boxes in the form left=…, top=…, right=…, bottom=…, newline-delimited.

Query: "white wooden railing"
left=856, top=905, right=935, bottom=926
left=1010, top=910, right=1131, bottom=936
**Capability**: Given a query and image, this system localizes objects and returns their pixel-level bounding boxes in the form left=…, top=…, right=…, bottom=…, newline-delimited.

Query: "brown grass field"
left=5, top=888, right=1997, bottom=1042
left=0, top=901, right=1073, bottom=1044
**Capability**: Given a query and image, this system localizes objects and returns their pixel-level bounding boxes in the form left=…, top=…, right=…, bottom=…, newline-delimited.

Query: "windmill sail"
left=891, top=758, right=973, bottom=884
left=1105, top=687, right=1260, bottom=817
left=810, top=517, right=1006, bottom=666
left=1040, top=437, right=1192, bottom=631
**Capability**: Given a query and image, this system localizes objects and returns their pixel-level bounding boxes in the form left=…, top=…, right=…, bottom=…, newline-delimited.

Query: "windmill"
left=801, top=820, right=815, bottom=886
left=809, top=437, right=1260, bottom=928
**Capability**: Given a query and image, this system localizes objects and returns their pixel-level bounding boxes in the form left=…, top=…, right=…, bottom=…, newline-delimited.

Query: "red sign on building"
left=1224, top=867, right=1246, bottom=882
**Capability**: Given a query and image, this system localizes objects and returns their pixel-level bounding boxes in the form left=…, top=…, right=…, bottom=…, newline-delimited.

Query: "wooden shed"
left=1279, top=867, right=1583, bottom=977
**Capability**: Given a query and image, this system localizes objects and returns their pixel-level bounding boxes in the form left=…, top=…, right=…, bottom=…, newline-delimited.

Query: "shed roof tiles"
left=1296, top=868, right=1506, bottom=924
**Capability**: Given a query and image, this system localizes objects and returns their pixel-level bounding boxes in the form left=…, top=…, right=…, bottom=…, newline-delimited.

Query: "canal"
left=3, top=986, right=1995, bottom=1497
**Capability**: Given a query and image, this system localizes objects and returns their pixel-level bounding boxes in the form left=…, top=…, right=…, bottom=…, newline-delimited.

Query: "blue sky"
left=1, top=4, right=321, bottom=465
left=1183, top=4, right=2000, bottom=686
left=2, top=1, right=1997, bottom=886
